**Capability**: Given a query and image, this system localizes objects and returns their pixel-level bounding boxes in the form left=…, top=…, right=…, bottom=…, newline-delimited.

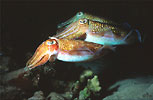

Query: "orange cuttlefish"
left=53, top=18, right=141, bottom=45
left=26, top=38, right=113, bottom=70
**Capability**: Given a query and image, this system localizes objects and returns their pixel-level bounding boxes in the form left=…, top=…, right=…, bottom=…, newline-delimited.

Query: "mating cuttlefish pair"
left=26, top=12, right=142, bottom=70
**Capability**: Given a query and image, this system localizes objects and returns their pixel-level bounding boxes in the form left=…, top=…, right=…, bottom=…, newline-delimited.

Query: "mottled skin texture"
left=87, top=20, right=127, bottom=38
left=58, top=39, right=103, bottom=54
left=26, top=38, right=106, bottom=69
left=53, top=18, right=131, bottom=45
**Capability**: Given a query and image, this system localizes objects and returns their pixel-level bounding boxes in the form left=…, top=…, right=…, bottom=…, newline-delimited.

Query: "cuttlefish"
left=53, top=18, right=141, bottom=45
left=57, top=11, right=116, bottom=29
left=26, top=38, right=113, bottom=70
left=25, top=12, right=141, bottom=70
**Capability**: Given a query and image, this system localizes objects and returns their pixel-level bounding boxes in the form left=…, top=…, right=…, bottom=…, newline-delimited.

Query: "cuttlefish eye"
left=46, top=40, right=56, bottom=45
left=77, top=12, right=84, bottom=16
left=79, top=19, right=88, bottom=24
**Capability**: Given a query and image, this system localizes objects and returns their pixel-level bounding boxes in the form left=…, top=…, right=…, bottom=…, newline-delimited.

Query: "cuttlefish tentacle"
left=26, top=38, right=113, bottom=69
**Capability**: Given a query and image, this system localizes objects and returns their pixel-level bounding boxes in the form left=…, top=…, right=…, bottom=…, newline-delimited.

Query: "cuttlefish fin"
left=103, top=31, right=115, bottom=38
left=66, top=46, right=95, bottom=56
left=103, top=45, right=116, bottom=52
left=70, top=50, right=93, bottom=56
left=66, top=45, right=115, bottom=62
left=87, top=28, right=113, bottom=38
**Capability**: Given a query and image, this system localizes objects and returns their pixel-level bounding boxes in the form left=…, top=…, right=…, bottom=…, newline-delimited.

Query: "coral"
left=44, top=69, right=101, bottom=100
left=87, top=75, right=101, bottom=92
left=74, top=71, right=101, bottom=100
left=80, top=70, right=93, bottom=82
left=78, top=88, right=90, bottom=100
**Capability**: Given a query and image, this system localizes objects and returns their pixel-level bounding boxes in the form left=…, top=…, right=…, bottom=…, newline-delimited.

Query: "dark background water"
left=1, top=0, right=153, bottom=73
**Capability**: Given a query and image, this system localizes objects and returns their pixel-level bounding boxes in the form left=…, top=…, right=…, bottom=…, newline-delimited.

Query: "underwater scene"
left=0, top=1, right=153, bottom=100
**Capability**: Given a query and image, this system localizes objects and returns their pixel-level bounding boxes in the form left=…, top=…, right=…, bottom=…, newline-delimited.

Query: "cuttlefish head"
left=26, top=38, right=58, bottom=70
left=55, top=18, right=89, bottom=39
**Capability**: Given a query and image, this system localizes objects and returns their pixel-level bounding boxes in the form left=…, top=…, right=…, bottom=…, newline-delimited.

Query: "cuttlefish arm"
left=26, top=39, right=58, bottom=70
left=52, top=19, right=89, bottom=40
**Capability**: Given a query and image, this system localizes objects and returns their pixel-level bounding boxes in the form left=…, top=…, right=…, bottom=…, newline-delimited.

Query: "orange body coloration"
left=26, top=38, right=111, bottom=70
left=26, top=39, right=58, bottom=69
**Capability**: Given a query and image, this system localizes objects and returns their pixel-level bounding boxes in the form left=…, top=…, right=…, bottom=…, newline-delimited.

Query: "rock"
left=103, top=76, right=153, bottom=100
left=0, top=85, right=25, bottom=100
left=28, top=91, right=45, bottom=100
left=47, top=92, right=64, bottom=100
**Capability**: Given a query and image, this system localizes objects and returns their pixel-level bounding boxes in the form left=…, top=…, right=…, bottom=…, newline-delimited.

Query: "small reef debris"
left=70, top=70, right=101, bottom=100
